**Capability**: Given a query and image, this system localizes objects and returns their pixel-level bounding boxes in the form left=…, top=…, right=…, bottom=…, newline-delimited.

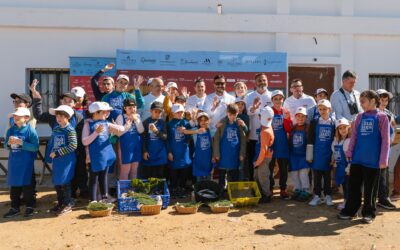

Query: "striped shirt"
left=53, top=124, right=78, bottom=157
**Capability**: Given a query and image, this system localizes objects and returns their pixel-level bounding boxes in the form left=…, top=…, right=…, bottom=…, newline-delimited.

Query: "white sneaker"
left=325, top=195, right=334, bottom=206
left=309, top=195, right=321, bottom=206
left=337, top=202, right=345, bottom=211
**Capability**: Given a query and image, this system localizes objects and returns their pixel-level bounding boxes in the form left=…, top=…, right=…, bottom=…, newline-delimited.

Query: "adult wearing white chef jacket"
left=283, top=79, right=316, bottom=124
left=203, top=75, right=235, bottom=136
left=246, top=73, right=272, bottom=181
left=186, top=78, right=207, bottom=111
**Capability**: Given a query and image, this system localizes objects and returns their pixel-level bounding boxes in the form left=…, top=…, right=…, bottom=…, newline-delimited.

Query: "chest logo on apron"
left=53, top=135, right=65, bottom=149
left=227, top=127, right=239, bottom=145
left=360, top=118, right=374, bottom=135
left=200, top=135, right=210, bottom=150
left=272, top=117, right=283, bottom=130
left=334, top=148, right=342, bottom=161
left=318, top=127, right=332, bottom=141
left=109, top=97, right=123, bottom=109
left=10, top=135, right=25, bottom=150
left=293, top=133, right=303, bottom=147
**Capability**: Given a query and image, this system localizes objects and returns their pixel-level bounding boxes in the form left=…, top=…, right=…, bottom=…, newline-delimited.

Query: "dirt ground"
left=0, top=188, right=399, bottom=250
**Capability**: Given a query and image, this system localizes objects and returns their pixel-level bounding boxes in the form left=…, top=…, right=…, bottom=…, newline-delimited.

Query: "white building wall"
left=0, top=0, right=399, bottom=139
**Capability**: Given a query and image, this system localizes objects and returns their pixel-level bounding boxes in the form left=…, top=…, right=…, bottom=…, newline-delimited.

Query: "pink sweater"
left=346, top=109, right=390, bottom=167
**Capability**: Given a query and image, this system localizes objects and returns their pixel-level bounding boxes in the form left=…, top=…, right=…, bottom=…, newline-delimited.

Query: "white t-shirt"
left=283, top=94, right=316, bottom=124
left=245, top=89, right=272, bottom=140
left=140, top=93, right=165, bottom=121
left=203, top=91, right=235, bottom=136
left=187, top=94, right=207, bottom=111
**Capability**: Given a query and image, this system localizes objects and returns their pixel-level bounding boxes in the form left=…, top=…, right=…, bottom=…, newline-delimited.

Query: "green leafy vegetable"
left=208, top=200, right=232, bottom=208
left=87, top=202, right=113, bottom=211
left=175, top=202, right=202, bottom=208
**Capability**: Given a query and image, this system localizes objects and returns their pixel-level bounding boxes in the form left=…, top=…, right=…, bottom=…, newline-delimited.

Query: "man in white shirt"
left=203, top=75, right=235, bottom=136
left=187, top=78, right=207, bottom=111
left=330, top=70, right=362, bottom=122
left=245, top=73, right=272, bottom=180
left=140, top=78, right=165, bottom=121
left=283, top=79, right=316, bottom=124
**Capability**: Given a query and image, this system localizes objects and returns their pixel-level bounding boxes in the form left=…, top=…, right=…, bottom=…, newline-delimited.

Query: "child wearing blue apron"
left=3, top=108, right=39, bottom=218
left=289, top=107, right=311, bottom=202
left=213, top=104, right=247, bottom=188
left=117, top=98, right=144, bottom=180
left=166, top=104, right=192, bottom=196
left=192, top=112, right=213, bottom=181
left=141, top=101, right=168, bottom=179
left=331, top=118, right=351, bottom=210
left=269, top=90, right=291, bottom=199
left=376, top=89, right=397, bottom=210
left=47, top=105, right=78, bottom=216
left=338, top=90, right=390, bottom=224
left=307, top=100, right=335, bottom=206
left=82, top=102, right=131, bottom=202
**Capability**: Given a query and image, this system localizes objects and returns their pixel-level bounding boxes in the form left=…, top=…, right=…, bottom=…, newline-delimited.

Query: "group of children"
left=3, top=72, right=396, bottom=225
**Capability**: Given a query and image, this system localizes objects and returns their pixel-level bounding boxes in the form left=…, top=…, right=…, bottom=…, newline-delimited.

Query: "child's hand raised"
left=133, top=75, right=144, bottom=89
left=103, top=63, right=115, bottom=72
left=283, top=110, right=291, bottom=120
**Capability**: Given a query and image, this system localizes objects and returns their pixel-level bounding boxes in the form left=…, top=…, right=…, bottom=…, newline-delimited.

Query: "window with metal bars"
left=27, top=69, right=70, bottom=120
left=369, top=74, right=400, bottom=118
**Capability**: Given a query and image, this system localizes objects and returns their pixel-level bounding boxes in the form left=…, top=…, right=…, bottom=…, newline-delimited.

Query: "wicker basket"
left=88, top=207, right=114, bottom=217
left=209, top=206, right=230, bottom=213
left=140, top=204, right=162, bottom=215
left=175, top=205, right=199, bottom=214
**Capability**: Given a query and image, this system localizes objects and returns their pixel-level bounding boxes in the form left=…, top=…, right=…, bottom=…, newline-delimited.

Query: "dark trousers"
left=378, top=167, right=389, bottom=201
left=55, top=183, right=72, bottom=206
left=313, top=169, right=332, bottom=196
left=89, top=166, right=109, bottom=201
left=269, top=158, right=289, bottom=190
left=218, top=169, right=239, bottom=188
left=246, top=140, right=257, bottom=181
left=342, top=164, right=380, bottom=218
left=141, top=165, right=165, bottom=179
left=11, top=185, right=34, bottom=209
left=71, top=151, right=88, bottom=195
left=169, top=168, right=189, bottom=190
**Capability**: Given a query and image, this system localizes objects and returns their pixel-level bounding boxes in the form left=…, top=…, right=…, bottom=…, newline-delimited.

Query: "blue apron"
left=253, top=128, right=261, bottom=162
left=312, top=121, right=334, bottom=171
left=219, top=122, right=240, bottom=169
left=333, top=142, right=348, bottom=185
left=50, top=125, right=76, bottom=185
left=193, top=130, right=212, bottom=176
left=7, top=125, right=36, bottom=186
left=89, top=120, right=116, bottom=172
left=167, top=119, right=191, bottom=169
left=120, top=115, right=142, bottom=164
left=352, top=112, right=381, bottom=169
left=107, top=93, right=124, bottom=122
left=9, top=116, right=15, bottom=127
left=271, top=113, right=289, bottom=159
left=142, top=120, right=167, bottom=166
left=289, top=128, right=309, bottom=171
left=45, top=114, right=77, bottom=163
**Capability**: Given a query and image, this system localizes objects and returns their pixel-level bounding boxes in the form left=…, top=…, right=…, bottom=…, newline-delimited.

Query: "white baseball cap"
left=376, top=89, right=393, bottom=99
left=12, top=107, right=31, bottom=117
left=172, top=103, right=185, bottom=113
left=317, top=99, right=332, bottom=109
left=335, top=118, right=350, bottom=128
left=197, top=112, right=209, bottom=120
left=116, top=74, right=130, bottom=83
left=49, top=105, right=74, bottom=118
left=89, top=102, right=113, bottom=113
left=260, top=106, right=274, bottom=127
left=71, top=86, right=86, bottom=98
left=166, top=82, right=178, bottom=90
left=315, top=88, right=328, bottom=96
left=295, top=107, right=307, bottom=116
left=271, top=90, right=285, bottom=99
left=234, top=96, right=246, bottom=103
